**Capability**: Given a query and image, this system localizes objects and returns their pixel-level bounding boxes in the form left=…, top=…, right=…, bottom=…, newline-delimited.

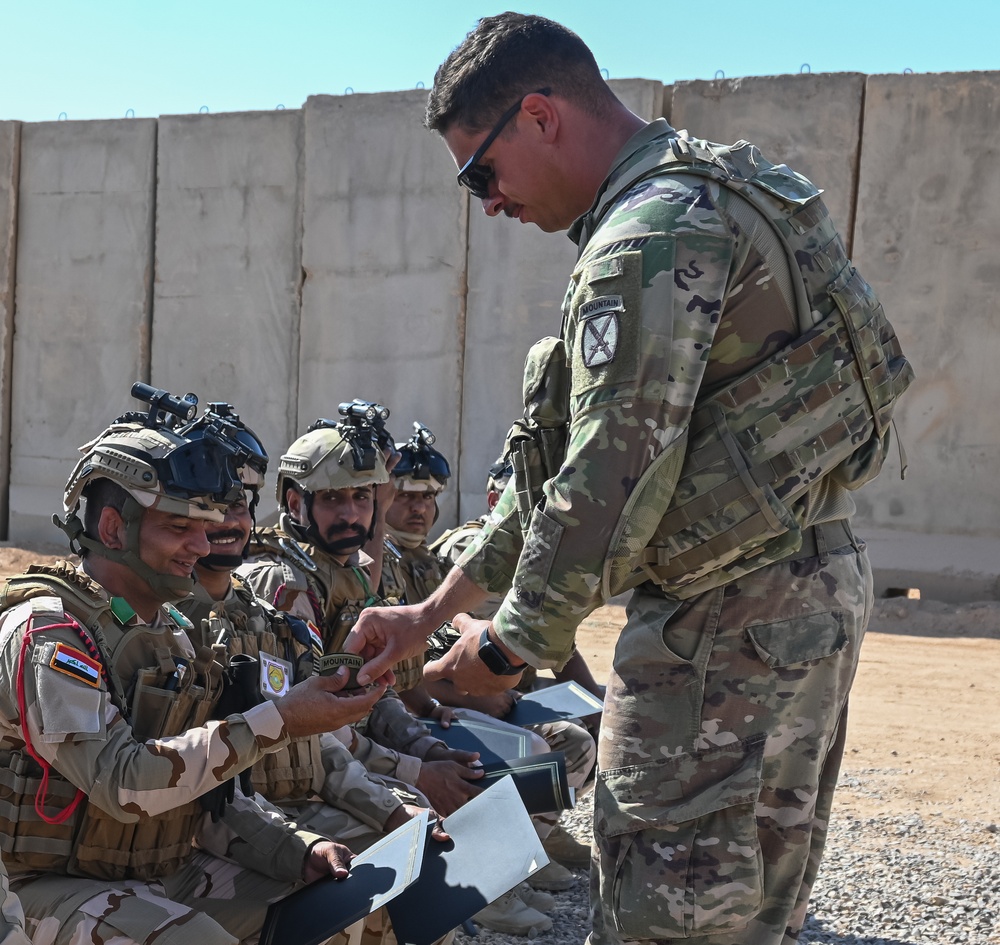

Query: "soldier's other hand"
left=424, top=614, right=525, bottom=696
left=465, top=690, right=519, bottom=719
left=416, top=757, right=484, bottom=816
left=344, top=604, right=436, bottom=686
left=277, top=674, right=387, bottom=739
left=428, top=702, right=457, bottom=727
left=383, top=803, right=451, bottom=842
left=303, top=840, right=354, bottom=882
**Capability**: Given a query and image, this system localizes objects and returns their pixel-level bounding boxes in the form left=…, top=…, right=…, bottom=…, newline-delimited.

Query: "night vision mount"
left=308, top=399, right=393, bottom=472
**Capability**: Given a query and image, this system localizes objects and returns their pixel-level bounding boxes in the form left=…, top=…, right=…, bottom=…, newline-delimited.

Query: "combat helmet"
left=277, top=401, right=392, bottom=549
left=54, top=383, right=251, bottom=599
left=185, top=401, right=269, bottom=570
left=392, top=422, right=451, bottom=495
left=486, top=454, right=513, bottom=496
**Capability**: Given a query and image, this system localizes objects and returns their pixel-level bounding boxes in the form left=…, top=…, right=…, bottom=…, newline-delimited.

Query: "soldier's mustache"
left=322, top=524, right=367, bottom=552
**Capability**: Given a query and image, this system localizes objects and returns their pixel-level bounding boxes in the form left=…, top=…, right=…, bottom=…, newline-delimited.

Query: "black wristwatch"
left=477, top=626, right=526, bottom=676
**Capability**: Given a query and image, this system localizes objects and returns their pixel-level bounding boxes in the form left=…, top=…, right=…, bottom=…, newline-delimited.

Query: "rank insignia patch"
left=49, top=643, right=101, bottom=687
left=582, top=312, right=619, bottom=367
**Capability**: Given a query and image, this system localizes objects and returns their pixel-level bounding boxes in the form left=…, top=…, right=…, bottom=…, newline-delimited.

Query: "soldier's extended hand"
left=344, top=603, right=435, bottom=686
left=416, top=747, right=484, bottom=816
left=424, top=614, right=525, bottom=696
left=276, top=674, right=387, bottom=739
left=303, top=840, right=354, bottom=882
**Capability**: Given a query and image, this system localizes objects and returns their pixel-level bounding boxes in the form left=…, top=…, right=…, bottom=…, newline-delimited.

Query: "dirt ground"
left=574, top=597, right=1000, bottom=827
left=3, top=540, right=997, bottom=829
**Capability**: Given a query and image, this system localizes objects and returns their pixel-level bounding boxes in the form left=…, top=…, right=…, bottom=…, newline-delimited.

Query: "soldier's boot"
left=473, top=889, right=553, bottom=936
left=516, top=882, right=555, bottom=912
left=542, top=823, right=592, bottom=870
left=527, top=859, right=576, bottom=891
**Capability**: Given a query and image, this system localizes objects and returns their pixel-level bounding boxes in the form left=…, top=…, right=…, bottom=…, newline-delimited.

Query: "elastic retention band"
left=17, top=614, right=87, bottom=825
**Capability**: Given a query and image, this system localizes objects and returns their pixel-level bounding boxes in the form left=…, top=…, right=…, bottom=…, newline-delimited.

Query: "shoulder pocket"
left=568, top=250, right=644, bottom=398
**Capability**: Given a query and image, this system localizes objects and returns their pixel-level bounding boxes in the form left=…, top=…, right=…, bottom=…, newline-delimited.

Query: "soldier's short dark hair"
left=425, top=12, right=616, bottom=135
left=82, top=477, right=129, bottom=546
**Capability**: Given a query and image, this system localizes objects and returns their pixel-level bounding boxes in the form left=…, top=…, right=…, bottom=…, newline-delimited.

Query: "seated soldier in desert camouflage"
left=0, top=385, right=386, bottom=945
left=237, top=411, right=485, bottom=819
left=0, top=859, right=28, bottom=945
left=179, top=406, right=447, bottom=855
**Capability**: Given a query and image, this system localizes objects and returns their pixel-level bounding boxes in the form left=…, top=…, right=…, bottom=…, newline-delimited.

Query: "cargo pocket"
left=745, top=611, right=848, bottom=668
left=594, top=734, right=766, bottom=939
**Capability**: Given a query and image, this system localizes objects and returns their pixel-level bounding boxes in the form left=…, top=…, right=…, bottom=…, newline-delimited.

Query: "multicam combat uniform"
left=0, top=562, right=333, bottom=945
left=457, top=120, right=911, bottom=945
left=393, top=530, right=597, bottom=838
left=238, top=516, right=446, bottom=762
left=180, top=577, right=431, bottom=853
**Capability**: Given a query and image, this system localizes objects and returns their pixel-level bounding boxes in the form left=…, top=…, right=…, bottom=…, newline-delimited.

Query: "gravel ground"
left=457, top=777, right=1000, bottom=945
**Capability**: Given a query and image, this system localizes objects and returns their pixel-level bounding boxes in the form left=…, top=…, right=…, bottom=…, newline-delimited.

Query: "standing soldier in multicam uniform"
left=347, top=13, right=913, bottom=945
left=237, top=413, right=486, bottom=819
left=0, top=386, right=386, bottom=945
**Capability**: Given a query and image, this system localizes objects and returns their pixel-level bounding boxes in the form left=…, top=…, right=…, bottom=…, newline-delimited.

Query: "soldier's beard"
left=314, top=524, right=367, bottom=557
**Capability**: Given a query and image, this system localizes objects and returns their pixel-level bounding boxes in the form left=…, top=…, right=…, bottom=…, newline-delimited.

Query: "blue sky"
left=1, top=0, right=996, bottom=123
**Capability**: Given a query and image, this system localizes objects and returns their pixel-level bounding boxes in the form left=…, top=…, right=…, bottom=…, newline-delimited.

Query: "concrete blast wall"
left=2, top=72, right=998, bottom=599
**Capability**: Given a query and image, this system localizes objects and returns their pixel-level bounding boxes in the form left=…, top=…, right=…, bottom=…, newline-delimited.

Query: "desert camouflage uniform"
left=0, top=859, right=28, bottom=945
left=181, top=578, right=431, bottom=854
left=0, top=562, right=341, bottom=945
left=457, top=120, right=883, bottom=944
left=238, top=517, right=446, bottom=761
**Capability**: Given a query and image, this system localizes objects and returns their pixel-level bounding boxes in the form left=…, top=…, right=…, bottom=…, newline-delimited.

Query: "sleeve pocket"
left=593, top=735, right=766, bottom=939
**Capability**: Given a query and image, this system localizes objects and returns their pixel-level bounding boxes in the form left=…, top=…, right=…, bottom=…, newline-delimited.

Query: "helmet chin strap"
left=54, top=496, right=197, bottom=601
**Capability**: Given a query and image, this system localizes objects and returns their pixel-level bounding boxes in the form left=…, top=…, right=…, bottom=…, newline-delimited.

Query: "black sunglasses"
left=456, top=88, right=551, bottom=199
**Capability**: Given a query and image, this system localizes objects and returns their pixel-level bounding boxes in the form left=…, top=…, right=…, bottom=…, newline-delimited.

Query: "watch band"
left=477, top=626, right=526, bottom=676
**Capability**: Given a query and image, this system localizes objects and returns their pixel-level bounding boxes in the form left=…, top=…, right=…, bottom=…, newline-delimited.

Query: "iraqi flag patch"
left=307, top=621, right=323, bottom=653
left=49, top=643, right=102, bottom=687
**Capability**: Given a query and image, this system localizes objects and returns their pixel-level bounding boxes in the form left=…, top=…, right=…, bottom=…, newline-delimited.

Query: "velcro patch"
left=579, top=295, right=623, bottom=320
left=582, top=312, right=620, bottom=367
left=30, top=596, right=68, bottom=622
left=307, top=621, right=323, bottom=652
left=260, top=652, right=293, bottom=700
left=49, top=643, right=102, bottom=687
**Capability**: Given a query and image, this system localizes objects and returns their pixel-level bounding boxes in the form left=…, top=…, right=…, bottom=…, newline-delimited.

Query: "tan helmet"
left=54, top=383, right=252, bottom=600
left=277, top=422, right=389, bottom=509
left=63, top=422, right=232, bottom=522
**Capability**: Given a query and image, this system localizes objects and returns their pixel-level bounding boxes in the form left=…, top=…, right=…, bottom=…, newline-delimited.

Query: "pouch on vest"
left=504, top=336, right=570, bottom=530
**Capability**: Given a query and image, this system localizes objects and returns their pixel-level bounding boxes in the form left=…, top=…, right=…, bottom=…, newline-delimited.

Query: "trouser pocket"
left=594, top=734, right=766, bottom=940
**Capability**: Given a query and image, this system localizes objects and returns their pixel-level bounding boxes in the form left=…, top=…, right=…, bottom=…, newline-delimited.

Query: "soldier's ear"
left=286, top=487, right=304, bottom=521
left=97, top=506, right=127, bottom=550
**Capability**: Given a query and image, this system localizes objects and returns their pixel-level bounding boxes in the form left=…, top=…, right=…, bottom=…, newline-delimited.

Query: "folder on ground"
left=418, top=716, right=535, bottom=764
left=480, top=751, right=574, bottom=814
left=504, top=680, right=605, bottom=727
left=259, top=809, right=429, bottom=945
left=387, top=776, right=547, bottom=945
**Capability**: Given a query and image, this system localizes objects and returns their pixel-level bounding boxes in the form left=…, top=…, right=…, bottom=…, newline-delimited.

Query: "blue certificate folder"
left=418, top=716, right=535, bottom=764
left=480, top=751, right=574, bottom=814
left=259, top=810, right=429, bottom=945
left=388, top=776, right=548, bottom=945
